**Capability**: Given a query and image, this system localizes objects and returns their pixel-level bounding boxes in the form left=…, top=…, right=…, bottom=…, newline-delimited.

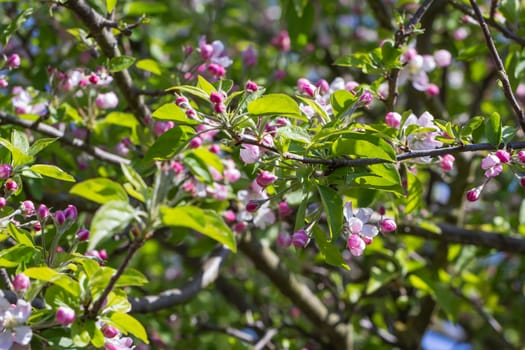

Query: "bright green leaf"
left=332, top=133, right=396, bottom=161
left=106, top=0, right=117, bottom=13
left=197, top=75, right=217, bottom=95
left=144, top=125, right=194, bottom=161
left=7, top=223, right=33, bottom=247
left=30, top=164, right=75, bottom=182
left=485, top=112, right=502, bottom=146
left=109, top=312, right=149, bottom=343
left=312, top=226, right=349, bottom=270
left=70, top=178, right=128, bottom=204
left=28, top=138, right=58, bottom=157
left=114, top=268, right=148, bottom=287
left=136, top=58, right=161, bottom=75
left=109, top=56, right=136, bottom=73
left=24, top=267, right=80, bottom=296
left=316, top=184, right=343, bottom=238
left=248, top=94, right=303, bottom=119
left=152, top=103, right=199, bottom=125
left=88, top=200, right=135, bottom=251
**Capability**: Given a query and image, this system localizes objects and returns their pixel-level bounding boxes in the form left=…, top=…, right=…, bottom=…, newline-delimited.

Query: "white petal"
left=343, top=202, right=354, bottom=222
left=0, top=331, right=13, bottom=349
left=14, top=326, right=32, bottom=345
left=361, top=224, right=379, bottom=238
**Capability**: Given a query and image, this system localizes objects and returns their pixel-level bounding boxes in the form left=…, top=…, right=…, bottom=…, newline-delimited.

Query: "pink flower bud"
left=175, top=96, right=189, bottom=108
left=297, top=78, right=315, bottom=97
left=278, top=201, right=292, bottom=216
left=88, top=74, right=99, bottom=85
left=517, top=150, right=525, bottom=163
left=0, top=78, right=7, bottom=88
left=99, top=249, right=108, bottom=260
left=55, top=306, right=76, bottom=325
left=189, top=136, right=202, bottom=149
left=277, top=233, right=292, bottom=248
left=208, top=144, right=221, bottom=154
left=95, top=92, right=119, bottom=109
left=33, top=222, right=41, bottom=231
left=21, top=200, right=35, bottom=216
left=0, top=164, right=12, bottom=179
left=433, top=49, right=452, bottom=67
left=385, top=112, right=401, bottom=128
left=234, top=221, right=247, bottom=233
left=495, top=150, right=511, bottom=163
left=316, top=79, right=330, bottom=95
left=210, top=92, right=224, bottom=104
left=102, top=324, right=119, bottom=338
left=0, top=197, right=6, bottom=209
left=6, top=179, right=19, bottom=192
left=255, top=171, right=277, bottom=187
left=208, top=63, right=225, bottom=76
left=54, top=210, right=66, bottom=226
left=246, top=201, right=260, bottom=213
left=517, top=84, right=525, bottom=105
left=64, top=204, right=78, bottom=221
left=6, top=54, right=21, bottom=69
left=380, top=218, right=397, bottom=233
left=214, top=103, right=226, bottom=114
left=359, top=91, right=373, bottom=106
left=466, top=187, right=481, bottom=202
left=239, top=144, right=261, bottom=164
left=271, top=30, right=291, bottom=52
left=13, top=273, right=30, bottom=291
left=37, top=204, right=49, bottom=220
left=292, top=230, right=308, bottom=248
left=172, top=161, right=184, bottom=174
left=347, top=234, right=365, bottom=256
left=440, top=154, right=455, bottom=172
left=426, top=84, right=440, bottom=96
left=76, top=228, right=90, bottom=241
left=200, top=44, right=214, bottom=60
left=222, top=210, right=236, bottom=223
left=378, top=205, right=386, bottom=216
left=245, top=81, right=259, bottom=92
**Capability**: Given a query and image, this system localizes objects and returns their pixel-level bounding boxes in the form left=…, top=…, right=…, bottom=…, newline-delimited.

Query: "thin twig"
left=254, top=328, right=278, bottom=350
left=469, top=0, right=525, bottom=132
left=0, top=111, right=130, bottom=166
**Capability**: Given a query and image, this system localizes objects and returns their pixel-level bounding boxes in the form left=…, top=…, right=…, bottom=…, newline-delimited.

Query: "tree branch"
left=400, top=223, right=525, bottom=254
left=238, top=231, right=352, bottom=350
left=130, top=246, right=230, bottom=313
left=0, top=111, right=130, bottom=166
left=62, top=0, right=150, bottom=126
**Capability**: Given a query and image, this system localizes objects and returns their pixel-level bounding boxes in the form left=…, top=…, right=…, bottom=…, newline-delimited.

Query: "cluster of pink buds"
left=209, top=91, right=227, bottom=114
left=0, top=53, right=21, bottom=88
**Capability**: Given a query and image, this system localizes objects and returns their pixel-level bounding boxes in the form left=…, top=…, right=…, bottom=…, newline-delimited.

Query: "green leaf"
left=353, top=164, right=403, bottom=195
left=7, top=223, right=33, bottom=247
left=30, top=164, right=75, bottom=182
left=248, top=94, right=304, bottom=119
left=144, top=125, right=194, bottom=161
left=334, top=50, right=383, bottom=74
left=330, top=90, right=357, bottom=119
left=332, top=133, right=396, bottom=161
left=1, top=8, right=33, bottom=46
left=86, top=320, right=105, bottom=348
left=24, top=267, right=80, bottom=296
left=296, top=95, right=329, bottom=122
left=109, top=56, right=136, bottom=73
left=0, top=137, right=33, bottom=167
left=88, top=200, right=135, bottom=251
left=190, top=147, right=224, bottom=172
left=114, top=268, right=148, bottom=287
left=28, top=138, right=58, bottom=157
left=182, top=151, right=213, bottom=183
left=316, top=184, right=343, bottom=238
left=152, top=103, right=199, bottom=125
left=404, top=172, right=423, bottom=213
left=70, top=178, right=128, bottom=204
left=12, top=130, right=29, bottom=154
left=72, top=322, right=91, bottom=347
left=166, top=85, right=209, bottom=100
left=136, top=58, right=161, bottom=75
left=312, top=226, right=349, bottom=270
left=197, top=75, right=217, bottom=95
left=294, top=192, right=309, bottom=232
left=460, top=116, right=484, bottom=140
left=160, top=206, right=236, bottom=252
left=485, top=112, right=502, bottom=146
left=366, top=266, right=398, bottom=294
left=108, top=312, right=149, bottom=343
left=0, top=244, right=35, bottom=267
left=124, top=1, right=168, bottom=15
left=121, top=164, right=148, bottom=203
left=106, top=0, right=117, bottom=13
left=104, top=112, right=141, bottom=144
left=276, top=125, right=311, bottom=144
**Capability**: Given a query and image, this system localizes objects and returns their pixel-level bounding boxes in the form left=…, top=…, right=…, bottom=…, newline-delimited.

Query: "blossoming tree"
left=0, top=0, right=524, bottom=349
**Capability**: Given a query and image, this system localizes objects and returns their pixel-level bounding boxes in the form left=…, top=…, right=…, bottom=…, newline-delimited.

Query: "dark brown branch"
left=400, top=223, right=525, bottom=254
left=469, top=0, right=525, bottom=132
left=62, top=0, right=150, bottom=126
left=238, top=231, right=353, bottom=350
left=0, top=111, right=130, bottom=166
left=130, top=246, right=230, bottom=313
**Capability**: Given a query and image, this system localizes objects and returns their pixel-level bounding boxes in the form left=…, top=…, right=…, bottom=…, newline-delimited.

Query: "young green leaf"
left=316, top=184, right=343, bottom=238
left=70, top=178, right=128, bottom=204
left=109, top=56, right=136, bottom=73
left=88, top=200, right=135, bottom=251
left=30, top=164, right=76, bottom=182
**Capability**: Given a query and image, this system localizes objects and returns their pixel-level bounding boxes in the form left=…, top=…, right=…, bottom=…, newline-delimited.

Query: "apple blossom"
left=245, top=80, right=259, bottom=92
left=55, top=306, right=76, bottom=325
left=278, top=201, right=292, bottom=216
left=256, top=171, right=277, bottom=187
left=271, top=30, right=291, bottom=51
left=347, top=234, right=366, bottom=256
left=102, top=324, right=119, bottom=339
left=6, top=54, right=21, bottom=69
left=434, top=49, right=452, bottom=67
left=481, top=154, right=503, bottom=178
left=380, top=218, right=397, bottom=233
left=96, top=92, right=119, bottom=109
left=0, top=295, right=32, bottom=348
left=277, top=233, right=292, bottom=248
left=241, top=45, right=257, bottom=67
left=37, top=204, right=49, bottom=220
left=13, top=274, right=30, bottom=292
left=440, top=154, right=455, bottom=172
left=239, top=143, right=261, bottom=164
left=0, top=198, right=6, bottom=209
left=385, top=112, right=401, bottom=128
left=5, top=179, right=18, bottom=192
left=292, top=230, right=308, bottom=247
left=76, top=228, right=90, bottom=241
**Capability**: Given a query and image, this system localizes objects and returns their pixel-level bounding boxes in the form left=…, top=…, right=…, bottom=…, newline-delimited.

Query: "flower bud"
left=245, top=81, right=259, bottom=92
left=189, top=136, right=202, bottom=149
left=102, top=324, right=119, bottom=338
left=292, top=230, right=308, bottom=248
left=0, top=197, right=6, bottom=209
left=88, top=74, right=99, bottom=84
left=208, top=63, right=225, bottom=76
left=13, top=273, right=30, bottom=291
left=277, top=233, right=292, bottom=248
left=4, top=180, right=18, bottom=192
left=347, top=234, right=365, bottom=256
left=209, top=92, right=224, bottom=104
left=6, top=54, right=21, bottom=69
left=245, top=201, right=260, bottom=213
left=466, top=187, right=481, bottom=202
left=440, top=154, right=455, bottom=172
left=214, top=103, right=226, bottom=114
left=495, top=150, right=511, bottom=163
left=234, top=221, right=247, bottom=233
left=222, top=210, right=236, bottom=223
left=426, top=84, right=440, bottom=96
left=255, top=171, right=277, bottom=188
left=37, top=204, right=49, bottom=220
left=175, top=96, right=189, bottom=108
left=517, top=150, right=525, bottom=163
left=0, top=164, right=12, bottom=179
left=56, top=306, right=76, bottom=325
left=380, top=218, right=397, bottom=233
left=278, top=201, right=292, bottom=216
left=21, top=200, right=35, bottom=216
left=95, top=92, right=119, bottom=109
left=64, top=204, right=78, bottom=221
left=54, top=210, right=66, bottom=226
left=385, top=112, right=401, bottom=128
left=359, top=90, right=373, bottom=106
left=76, top=228, right=90, bottom=242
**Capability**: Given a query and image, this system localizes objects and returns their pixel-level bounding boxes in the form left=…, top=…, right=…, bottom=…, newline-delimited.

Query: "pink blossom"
left=466, top=187, right=481, bottom=202
left=76, top=228, right=90, bottom=241
left=495, top=150, right=511, bottom=163
left=0, top=197, right=7, bottom=208
left=21, top=200, right=35, bottom=216
left=55, top=306, right=76, bottom=325
left=214, top=103, right=226, bottom=113
left=253, top=207, right=276, bottom=229
left=516, top=84, right=525, bottom=105
left=6, top=54, right=21, bottom=69
left=224, top=163, right=241, bottom=183
left=403, top=112, right=443, bottom=151
left=13, top=273, right=30, bottom=291
left=234, top=221, right=247, bottom=233
left=64, top=204, right=78, bottom=221
left=278, top=201, right=292, bottom=216
left=246, top=201, right=260, bottom=213
left=292, top=230, right=308, bottom=247
left=208, top=63, right=225, bottom=76
left=440, top=154, right=455, bottom=172
left=316, top=79, right=330, bottom=94
left=481, top=154, right=503, bottom=178
left=385, top=112, right=401, bottom=128
left=347, top=234, right=366, bottom=256
left=208, top=183, right=229, bottom=201
left=104, top=336, right=134, bottom=350
left=453, top=28, right=469, bottom=41
left=241, top=45, right=257, bottom=67
left=54, top=210, right=66, bottom=226
left=198, top=37, right=233, bottom=68
left=245, top=81, right=259, bottom=92
left=189, top=136, right=203, bottom=149
left=95, top=92, right=119, bottom=109
left=359, top=90, right=373, bottom=106
left=434, top=49, right=452, bottom=67
left=172, top=161, right=184, bottom=174
left=426, top=84, right=440, bottom=96
left=210, top=92, right=225, bottom=104
left=380, top=218, right=397, bottom=233
left=223, top=210, right=236, bottom=223
left=271, top=30, right=291, bottom=52
left=5, top=179, right=18, bottom=192
left=0, top=164, right=12, bottom=179
left=517, top=150, right=525, bottom=163
left=0, top=79, right=7, bottom=88
left=297, top=78, right=315, bottom=97
left=256, top=171, right=277, bottom=187
left=239, top=143, right=261, bottom=164
left=102, top=324, right=119, bottom=339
